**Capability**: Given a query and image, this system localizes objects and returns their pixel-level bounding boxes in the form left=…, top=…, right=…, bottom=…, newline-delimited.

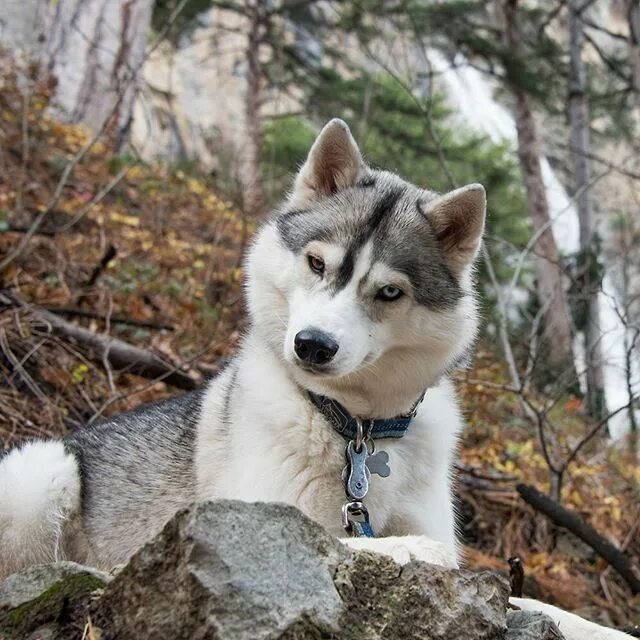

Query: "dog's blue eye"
left=377, top=285, right=403, bottom=301
left=308, top=255, right=325, bottom=275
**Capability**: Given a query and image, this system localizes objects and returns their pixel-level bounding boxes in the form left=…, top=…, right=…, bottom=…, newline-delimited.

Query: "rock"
left=506, top=610, right=565, bottom=639
left=95, top=501, right=350, bottom=639
left=334, top=553, right=509, bottom=640
left=95, top=500, right=510, bottom=639
left=0, top=561, right=110, bottom=640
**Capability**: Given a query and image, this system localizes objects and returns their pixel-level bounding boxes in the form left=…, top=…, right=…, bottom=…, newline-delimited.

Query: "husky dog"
left=0, top=120, right=631, bottom=640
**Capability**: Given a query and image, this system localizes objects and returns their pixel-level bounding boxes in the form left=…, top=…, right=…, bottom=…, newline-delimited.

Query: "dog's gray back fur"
left=63, top=389, right=204, bottom=566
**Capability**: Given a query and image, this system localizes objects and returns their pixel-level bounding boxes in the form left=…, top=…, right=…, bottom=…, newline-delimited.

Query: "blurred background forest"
left=0, top=0, right=639, bottom=631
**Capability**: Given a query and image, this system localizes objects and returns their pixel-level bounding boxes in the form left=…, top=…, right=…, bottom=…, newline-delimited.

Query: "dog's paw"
left=339, top=535, right=458, bottom=569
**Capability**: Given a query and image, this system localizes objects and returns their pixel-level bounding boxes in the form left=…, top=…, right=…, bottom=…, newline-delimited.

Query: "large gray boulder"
left=96, top=501, right=348, bottom=639
left=95, top=500, right=510, bottom=639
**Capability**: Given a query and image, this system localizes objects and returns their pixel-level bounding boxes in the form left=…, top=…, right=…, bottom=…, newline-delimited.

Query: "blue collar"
left=308, top=390, right=425, bottom=439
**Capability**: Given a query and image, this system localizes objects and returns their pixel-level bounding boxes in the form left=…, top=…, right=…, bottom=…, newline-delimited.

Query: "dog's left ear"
left=423, top=184, right=486, bottom=273
left=290, top=118, right=364, bottom=205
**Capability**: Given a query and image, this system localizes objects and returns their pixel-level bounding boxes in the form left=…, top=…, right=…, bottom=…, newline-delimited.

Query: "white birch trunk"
left=628, top=0, right=640, bottom=113
left=1, top=0, right=153, bottom=144
left=568, top=0, right=606, bottom=420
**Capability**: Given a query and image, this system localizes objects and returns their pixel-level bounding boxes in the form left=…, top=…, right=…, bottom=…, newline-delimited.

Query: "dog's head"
left=246, top=119, right=485, bottom=413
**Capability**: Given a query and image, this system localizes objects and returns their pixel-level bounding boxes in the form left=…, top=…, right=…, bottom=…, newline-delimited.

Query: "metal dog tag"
left=342, top=440, right=370, bottom=500
left=366, top=450, right=391, bottom=478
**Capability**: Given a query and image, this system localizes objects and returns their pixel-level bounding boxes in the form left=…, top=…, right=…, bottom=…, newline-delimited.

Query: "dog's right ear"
left=290, top=118, right=364, bottom=206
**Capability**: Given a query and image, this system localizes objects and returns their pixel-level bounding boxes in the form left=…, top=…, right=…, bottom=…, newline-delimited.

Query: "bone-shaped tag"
left=366, top=450, right=391, bottom=478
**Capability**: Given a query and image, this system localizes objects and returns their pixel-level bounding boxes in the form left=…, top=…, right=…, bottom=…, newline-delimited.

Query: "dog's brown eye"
left=377, top=285, right=403, bottom=301
left=308, top=255, right=325, bottom=274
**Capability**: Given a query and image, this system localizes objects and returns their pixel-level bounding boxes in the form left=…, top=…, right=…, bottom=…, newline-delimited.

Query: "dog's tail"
left=0, top=440, right=81, bottom=578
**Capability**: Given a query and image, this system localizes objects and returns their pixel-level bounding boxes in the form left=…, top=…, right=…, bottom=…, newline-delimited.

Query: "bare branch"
left=517, top=483, right=640, bottom=594
left=1, top=294, right=199, bottom=392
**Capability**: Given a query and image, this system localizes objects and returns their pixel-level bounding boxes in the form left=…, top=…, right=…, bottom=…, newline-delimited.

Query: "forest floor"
left=1, top=63, right=639, bottom=631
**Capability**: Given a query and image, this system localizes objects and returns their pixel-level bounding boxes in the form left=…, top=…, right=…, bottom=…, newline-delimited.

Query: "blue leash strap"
left=352, top=520, right=375, bottom=538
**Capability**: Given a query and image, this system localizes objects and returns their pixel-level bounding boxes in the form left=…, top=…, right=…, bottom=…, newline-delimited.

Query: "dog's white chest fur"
left=195, top=335, right=462, bottom=548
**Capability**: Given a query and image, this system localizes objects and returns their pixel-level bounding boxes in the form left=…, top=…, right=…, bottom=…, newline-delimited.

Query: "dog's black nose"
left=294, top=329, right=339, bottom=366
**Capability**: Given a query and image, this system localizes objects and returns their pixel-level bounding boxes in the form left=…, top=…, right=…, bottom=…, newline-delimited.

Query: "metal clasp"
left=354, top=417, right=364, bottom=452
left=341, top=500, right=371, bottom=534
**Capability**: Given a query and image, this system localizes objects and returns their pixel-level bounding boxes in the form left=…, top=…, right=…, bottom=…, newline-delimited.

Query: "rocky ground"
left=0, top=501, right=565, bottom=640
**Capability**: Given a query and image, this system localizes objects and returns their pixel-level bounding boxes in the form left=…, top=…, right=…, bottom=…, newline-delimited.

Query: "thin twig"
left=44, top=306, right=174, bottom=332
left=0, top=130, right=103, bottom=271
left=2, top=293, right=198, bottom=392
left=86, top=343, right=212, bottom=425
left=0, top=328, right=46, bottom=400
left=103, top=294, right=116, bottom=394
left=560, top=396, right=639, bottom=472
left=56, top=164, right=131, bottom=234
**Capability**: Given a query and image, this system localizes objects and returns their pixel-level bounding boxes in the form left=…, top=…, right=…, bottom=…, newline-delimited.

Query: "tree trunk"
left=1, top=0, right=153, bottom=146
left=568, top=0, right=607, bottom=421
left=242, top=0, right=266, bottom=217
left=502, top=0, right=577, bottom=386
left=628, top=0, right=640, bottom=113
left=46, top=0, right=153, bottom=145
left=621, top=233, right=638, bottom=433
